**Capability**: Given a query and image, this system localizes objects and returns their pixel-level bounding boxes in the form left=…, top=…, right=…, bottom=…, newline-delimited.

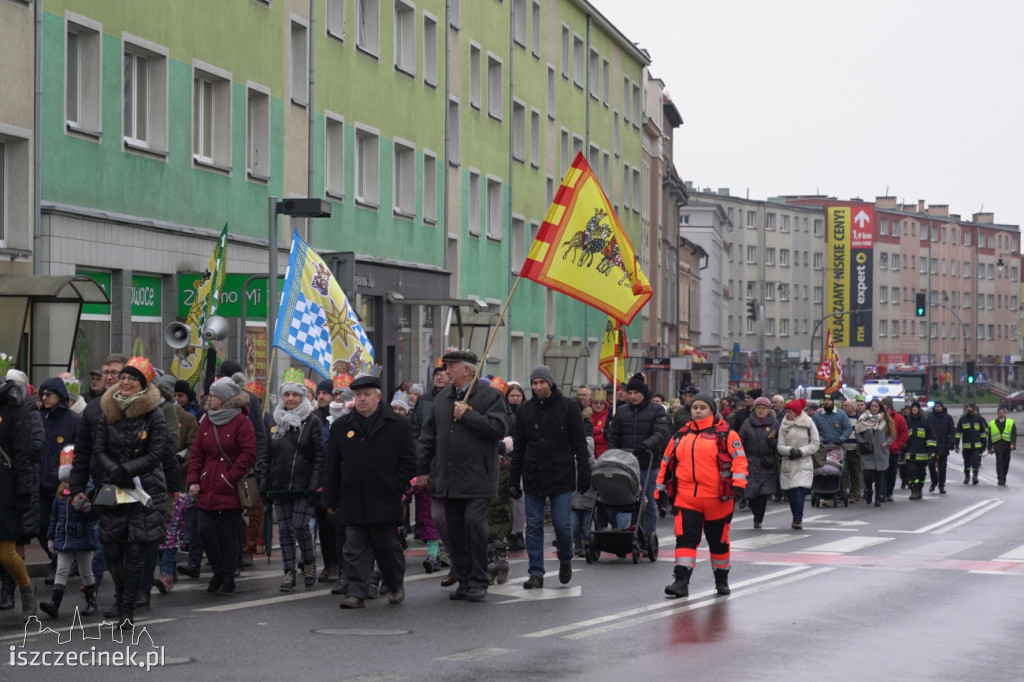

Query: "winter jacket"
left=187, top=393, right=258, bottom=512
left=657, top=414, right=747, bottom=505
left=261, top=401, right=324, bottom=497
left=175, top=404, right=199, bottom=492
left=590, top=407, right=610, bottom=457
left=0, top=380, right=38, bottom=541
left=671, top=403, right=692, bottom=432
left=606, top=397, right=671, bottom=474
left=72, top=384, right=169, bottom=544
left=777, top=411, right=819, bottom=490
left=739, top=411, right=780, bottom=499
left=812, top=405, right=853, bottom=448
left=854, top=412, right=891, bottom=471
left=903, top=412, right=937, bottom=461
left=323, top=403, right=417, bottom=525
left=47, top=494, right=97, bottom=552
left=888, top=411, right=909, bottom=456
left=242, top=389, right=269, bottom=481
left=38, top=377, right=81, bottom=494
left=416, top=382, right=508, bottom=499
left=955, top=412, right=988, bottom=452
left=928, top=405, right=956, bottom=454
left=509, top=385, right=591, bottom=497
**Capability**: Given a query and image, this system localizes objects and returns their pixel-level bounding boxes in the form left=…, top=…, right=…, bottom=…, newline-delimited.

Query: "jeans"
left=159, top=548, right=176, bottom=578
left=571, top=509, right=592, bottom=541
left=639, top=469, right=658, bottom=538
left=525, top=491, right=572, bottom=576
left=184, top=506, right=204, bottom=569
left=786, top=487, right=808, bottom=523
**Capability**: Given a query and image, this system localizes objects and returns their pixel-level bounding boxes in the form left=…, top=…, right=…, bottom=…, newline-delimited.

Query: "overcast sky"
left=591, top=0, right=1024, bottom=236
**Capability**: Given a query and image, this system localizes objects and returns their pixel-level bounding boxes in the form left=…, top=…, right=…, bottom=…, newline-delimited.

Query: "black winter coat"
left=0, top=381, right=38, bottom=541
left=416, top=383, right=508, bottom=499
left=322, top=403, right=416, bottom=525
left=70, top=384, right=168, bottom=544
left=509, top=386, right=591, bottom=497
left=605, top=396, right=671, bottom=473
left=262, top=406, right=324, bottom=496
left=739, top=411, right=780, bottom=499
left=928, top=408, right=956, bottom=453
left=40, top=406, right=80, bottom=494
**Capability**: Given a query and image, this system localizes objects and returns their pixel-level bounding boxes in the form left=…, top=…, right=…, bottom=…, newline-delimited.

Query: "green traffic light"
left=967, top=375, right=975, bottom=384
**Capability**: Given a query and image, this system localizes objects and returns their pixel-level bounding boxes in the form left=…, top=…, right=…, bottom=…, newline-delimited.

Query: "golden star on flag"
left=325, top=298, right=359, bottom=348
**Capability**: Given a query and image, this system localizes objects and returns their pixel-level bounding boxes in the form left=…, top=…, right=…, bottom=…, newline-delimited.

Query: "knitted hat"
left=122, top=357, right=155, bottom=389
left=174, top=379, right=194, bottom=397
left=691, top=392, right=717, bottom=415
left=880, top=396, right=894, bottom=410
left=218, top=360, right=244, bottom=378
left=210, top=376, right=241, bottom=402
left=753, top=396, right=772, bottom=409
left=626, top=372, right=647, bottom=395
left=281, top=367, right=306, bottom=396
left=409, top=383, right=425, bottom=396
left=680, top=384, right=698, bottom=396
left=5, top=369, right=27, bottom=385
left=316, top=379, right=334, bottom=395
left=784, top=399, right=805, bottom=415
left=390, top=399, right=411, bottom=413
left=747, top=388, right=763, bottom=399
left=529, top=365, right=555, bottom=388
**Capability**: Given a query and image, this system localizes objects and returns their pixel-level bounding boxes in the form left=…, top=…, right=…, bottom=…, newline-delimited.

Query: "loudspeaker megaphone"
left=164, top=322, right=191, bottom=349
left=202, top=315, right=230, bottom=342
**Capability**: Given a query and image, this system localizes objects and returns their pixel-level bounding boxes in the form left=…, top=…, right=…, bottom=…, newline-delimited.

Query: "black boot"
left=714, top=569, right=731, bottom=596
left=83, top=584, right=98, bottom=616
left=909, top=483, right=922, bottom=501
left=486, top=542, right=497, bottom=585
left=664, top=566, right=692, bottom=598
left=0, top=570, right=14, bottom=610
left=493, top=540, right=509, bottom=585
left=39, top=584, right=65, bottom=618
left=102, top=590, right=121, bottom=619
left=117, top=604, right=134, bottom=630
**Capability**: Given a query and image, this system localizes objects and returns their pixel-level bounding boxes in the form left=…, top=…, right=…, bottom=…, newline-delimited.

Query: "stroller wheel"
left=632, top=550, right=640, bottom=564
left=811, top=495, right=819, bottom=508
left=647, top=532, right=659, bottom=562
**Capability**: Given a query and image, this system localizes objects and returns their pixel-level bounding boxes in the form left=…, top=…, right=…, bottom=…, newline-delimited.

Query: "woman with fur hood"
left=776, top=398, right=820, bottom=529
left=259, top=369, right=323, bottom=592
left=187, top=376, right=257, bottom=597
left=69, top=356, right=168, bottom=628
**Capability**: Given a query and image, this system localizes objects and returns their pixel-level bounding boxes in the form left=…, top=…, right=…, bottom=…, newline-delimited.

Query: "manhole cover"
left=313, top=628, right=411, bottom=637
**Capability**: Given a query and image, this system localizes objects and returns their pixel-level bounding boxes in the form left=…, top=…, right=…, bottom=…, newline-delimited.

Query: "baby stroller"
left=584, top=449, right=658, bottom=564
left=810, top=446, right=848, bottom=508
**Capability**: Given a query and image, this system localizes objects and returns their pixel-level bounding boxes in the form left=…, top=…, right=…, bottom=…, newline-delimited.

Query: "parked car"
left=998, top=392, right=1024, bottom=411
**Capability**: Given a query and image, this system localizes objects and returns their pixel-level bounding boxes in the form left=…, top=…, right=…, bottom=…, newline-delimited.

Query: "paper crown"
left=303, top=378, right=318, bottom=394
left=59, top=444, right=75, bottom=467
left=488, top=375, right=508, bottom=394
left=282, top=367, right=305, bottom=385
left=333, top=374, right=353, bottom=390
left=434, top=357, right=445, bottom=369
left=392, top=390, right=411, bottom=405
left=63, top=377, right=82, bottom=396
left=245, top=381, right=265, bottom=399
left=125, top=356, right=156, bottom=384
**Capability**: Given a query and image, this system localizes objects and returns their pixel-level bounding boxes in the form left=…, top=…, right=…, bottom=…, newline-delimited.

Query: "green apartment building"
left=33, top=0, right=648, bottom=390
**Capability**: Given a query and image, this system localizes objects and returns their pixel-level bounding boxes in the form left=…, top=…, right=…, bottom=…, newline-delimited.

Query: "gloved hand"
left=788, top=448, right=802, bottom=460
left=508, top=484, right=523, bottom=500
left=731, top=485, right=744, bottom=499
left=47, top=540, right=54, bottom=554
left=577, top=478, right=591, bottom=494
left=110, top=465, right=133, bottom=489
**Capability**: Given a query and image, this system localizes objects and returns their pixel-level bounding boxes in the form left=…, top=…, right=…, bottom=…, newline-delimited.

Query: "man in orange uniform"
left=656, top=393, right=747, bottom=598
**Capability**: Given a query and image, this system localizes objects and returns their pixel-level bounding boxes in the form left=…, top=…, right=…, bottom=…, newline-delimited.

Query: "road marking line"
left=882, top=499, right=1000, bottom=534
left=732, top=534, right=809, bottom=550
left=798, top=536, right=893, bottom=554
left=896, top=540, right=982, bottom=559
left=193, top=588, right=333, bottom=611
left=932, top=500, right=1003, bottom=534
left=561, top=567, right=834, bottom=639
left=435, top=647, right=512, bottom=662
left=994, top=544, right=1024, bottom=562
left=172, top=570, right=279, bottom=592
left=522, top=565, right=812, bottom=639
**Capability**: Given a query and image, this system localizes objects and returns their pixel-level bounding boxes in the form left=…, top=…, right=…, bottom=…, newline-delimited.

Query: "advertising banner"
left=826, top=205, right=873, bottom=346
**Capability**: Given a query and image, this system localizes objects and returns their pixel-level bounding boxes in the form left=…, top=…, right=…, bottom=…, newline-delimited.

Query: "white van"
left=862, top=379, right=906, bottom=412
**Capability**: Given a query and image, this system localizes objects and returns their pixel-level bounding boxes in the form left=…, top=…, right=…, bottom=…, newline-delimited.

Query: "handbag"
left=857, top=438, right=874, bottom=456
left=91, top=483, right=119, bottom=509
left=211, top=424, right=262, bottom=510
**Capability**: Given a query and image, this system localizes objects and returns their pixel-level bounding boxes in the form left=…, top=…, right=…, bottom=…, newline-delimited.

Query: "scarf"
left=207, top=406, right=242, bottom=426
left=854, top=411, right=885, bottom=435
left=272, top=398, right=313, bottom=439
left=112, top=389, right=146, bottom=413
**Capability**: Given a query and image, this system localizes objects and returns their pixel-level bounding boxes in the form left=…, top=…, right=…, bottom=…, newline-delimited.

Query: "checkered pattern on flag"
left=815, top=328, right=844, bottom=393
left=273, top=230, right=375, bottom=379
left=520, top=152, right=652, bottom=325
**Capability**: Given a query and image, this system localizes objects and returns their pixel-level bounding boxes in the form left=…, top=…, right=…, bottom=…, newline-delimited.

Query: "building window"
left=325, top=114, right=344, bottom=199
left=531, top=2, right=541, bottom=58
left=354, top=124, right=379, bottom=207
left=447, top=97, right=459, bottom=164
left=780, top=319, right=789, bottom=336
left=780, top=249, right=790, bottom=267
left=423, top=151, right=437, bottom=224
left=192, top=63, right=232, bottom=168
left=589, top=48, right=600, bottom=99
left=469, top=43, right=481, bottom=110
left=612, top=111, right=620, bottom=157
left=513, top=0, right=526, bottom=46
left=560, top=129, right=569, bottom=176
left=766, top=213, right=776, bottom=230
left=879, top=253, right=888, bottom=269
left=813, top=253, right=823, bottom=270
left=546, top=64, right=556, bottom=119
left=879, top=218, right=888, bottom=235
left=123, top=37, right=168, bottom=152
left=356, top=0, right=380, bottom=57
left=746, top=245, right=757, bottom=264
left=813, top=218, right=823, bottom=236
left=879, top=286, right=887, bottom=303
left=487, top=54, right=503, bottom=120
left=632, top=82, right=641, bottom=125
left=289, top=20, right=309, bottom=105
left=963, top=262, right=970, bottom=278
left=780, top=215, right=790, bottom=233
left=878, top=320, right=887, bottom=337
left=765, top=248, right=775, bottom=266
left=394, top=0, right=415, bottom=76
left=560, top=25, right=570, bottom=79
left=468, top=170, right=481, bottom=237
left=603, top=58, right=610, bottom=106
left=747, top=210, right=756, bottom=228
left=393, top=139, right=415, bottom=217
left=530, top=108, right=540, bottom=168
left=246, top=85, right=271, bottom=180
left=512, top=100, right=525, bottom=162
left=326, top=0, right=346, bottom=40
left=572, top=34, right=584, bottom=88
left=511, top=215, right=525, bottom=272
left=66, top=15, right=103, bottom=135
left=622, top=164, right=631, bottom=210
left=891, top=253, right=899, bottom=271
left=622, top=77, right=630, bottom=123
left=449, top=0, right=460, bottom=29
left=632, top=168, right=641, bottom=214
left=423, top=13, right=438, bottom=86
left=765, top=282, right=774, bottom=300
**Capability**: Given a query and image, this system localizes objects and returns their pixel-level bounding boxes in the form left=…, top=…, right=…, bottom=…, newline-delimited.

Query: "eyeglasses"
left=118, top=374, right=140, bottom=383
left=39, top=391, right=56, bottom=398
left=101, top=369, right=121, bottom=377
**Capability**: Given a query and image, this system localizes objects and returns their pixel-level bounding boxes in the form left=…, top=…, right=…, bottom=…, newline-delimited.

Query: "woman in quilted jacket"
left=188, top=376, right=256, bottom=597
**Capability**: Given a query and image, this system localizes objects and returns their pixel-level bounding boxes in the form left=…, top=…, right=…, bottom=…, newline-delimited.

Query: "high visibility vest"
left=989, top=418, right=1015, bottom=443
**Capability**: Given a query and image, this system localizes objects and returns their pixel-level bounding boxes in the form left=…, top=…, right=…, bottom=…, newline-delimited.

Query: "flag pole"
left=461, top=275, right=524, bottom=404
left=612, top=354, right=618, bottom=417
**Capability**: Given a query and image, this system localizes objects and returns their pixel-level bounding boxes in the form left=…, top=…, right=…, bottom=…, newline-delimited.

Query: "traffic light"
left=966, top=360, right=976, bottom=384
left=746, top=300, right=758, bottom=321
left=915, top=292, right=926, bottom=317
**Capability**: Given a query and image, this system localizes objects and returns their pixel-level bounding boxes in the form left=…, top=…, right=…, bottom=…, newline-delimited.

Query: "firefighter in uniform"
left=987, top=407, right=1017, bottom=486
left=902, top=402, right=936, bottom=500
left=954, top=403, right=988, bottom=485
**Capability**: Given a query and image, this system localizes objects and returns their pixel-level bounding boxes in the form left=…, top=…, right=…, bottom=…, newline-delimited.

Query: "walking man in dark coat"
left=324, top=374, right=416, bottom=609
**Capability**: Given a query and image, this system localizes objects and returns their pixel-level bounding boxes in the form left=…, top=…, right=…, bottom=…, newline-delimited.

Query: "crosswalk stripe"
left=994, top=545, right=1024, bottom=562
left=732, top=534, right=809, bottom=550
left=897, top=540, right=981, bottom=559
left=798, top=536, right=893, bottom=554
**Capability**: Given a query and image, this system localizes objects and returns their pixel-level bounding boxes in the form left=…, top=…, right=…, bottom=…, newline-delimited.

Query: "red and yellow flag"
left=520, top=152, right=652, bottom=325
left=815, top=328, right=844, bottom=393
left=598, top=316, right=627, bottom=385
